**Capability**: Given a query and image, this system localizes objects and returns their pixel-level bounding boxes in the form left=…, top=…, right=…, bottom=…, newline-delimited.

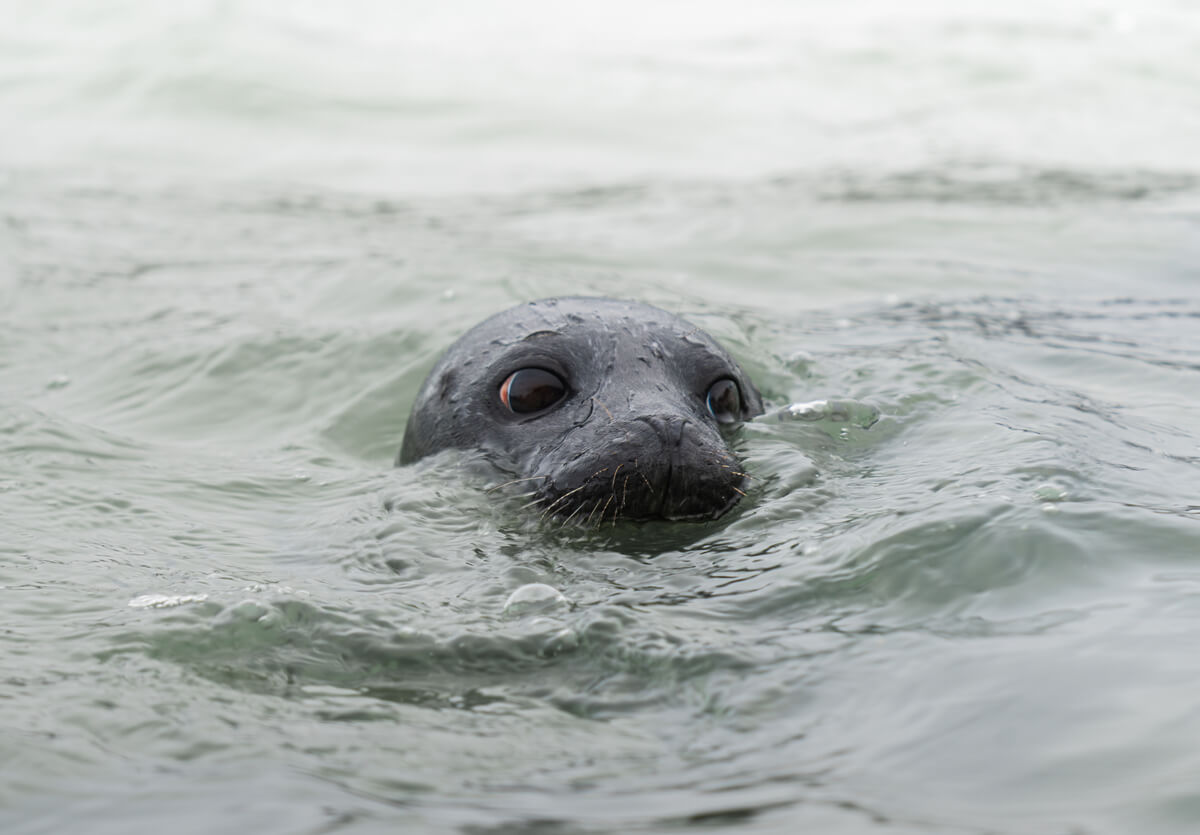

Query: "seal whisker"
left=559, top=498, right=589, bottom=527
left=540, top=466, right=610, bottom=520
left=539, top=480, right=593, bottom=518
left=519, top=494, right=546, bottom=510
left=584, top=496, right=607, bottom=527
left=598, top=493, right=615, bottom=528
left=636, top=468, right=655, bottom=493
left=486, top=475, right=549, bottom=494
left=568, top=498, right=592, bottom=529
left=593, top=398, right=616, bottom=424
left=719, top=467, right=756, bottom=481
left=610, top=462, right=624, bottom=491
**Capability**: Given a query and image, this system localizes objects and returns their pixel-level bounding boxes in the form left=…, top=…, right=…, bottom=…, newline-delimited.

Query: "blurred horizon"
left=6, top=0, right=1200, bottom=198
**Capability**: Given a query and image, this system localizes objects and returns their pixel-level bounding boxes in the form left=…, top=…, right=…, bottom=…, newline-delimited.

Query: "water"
left=3, top=1, right=1200, bottom=833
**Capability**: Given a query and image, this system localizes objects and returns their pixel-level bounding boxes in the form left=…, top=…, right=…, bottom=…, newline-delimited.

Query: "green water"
left=4, top=2, right=1200, bottom=833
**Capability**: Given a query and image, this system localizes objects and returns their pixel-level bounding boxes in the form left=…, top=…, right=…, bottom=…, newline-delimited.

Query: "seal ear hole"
left=499, top=368, right=568, bottom=416
left=705, top=378, right=742, bottom=425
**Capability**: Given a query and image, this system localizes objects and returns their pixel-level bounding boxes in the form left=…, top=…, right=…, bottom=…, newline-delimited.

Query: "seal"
left=399, top=297, right=763, bottom=522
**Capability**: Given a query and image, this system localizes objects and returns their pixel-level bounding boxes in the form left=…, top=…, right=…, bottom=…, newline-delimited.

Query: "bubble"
left=503, top=583, right=569, bottom=617
left=1033, top=484, right=1069, bottom=502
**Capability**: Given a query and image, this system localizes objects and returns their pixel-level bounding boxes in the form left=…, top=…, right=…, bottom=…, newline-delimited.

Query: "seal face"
left=399, top=298, right=764, bottom=522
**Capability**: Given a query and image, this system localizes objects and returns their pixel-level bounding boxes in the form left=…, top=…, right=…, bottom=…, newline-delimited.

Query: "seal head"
left=399, top=298, right=763, bottom=522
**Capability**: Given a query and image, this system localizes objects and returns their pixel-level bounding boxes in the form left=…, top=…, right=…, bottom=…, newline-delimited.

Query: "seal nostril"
left=641, top=415, right=689, bottom=449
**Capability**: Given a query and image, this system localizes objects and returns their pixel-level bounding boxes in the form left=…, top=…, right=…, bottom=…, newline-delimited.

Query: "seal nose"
left=534, top=412, right=747, bottom=522
left=640, top=414, right=741, bottom=519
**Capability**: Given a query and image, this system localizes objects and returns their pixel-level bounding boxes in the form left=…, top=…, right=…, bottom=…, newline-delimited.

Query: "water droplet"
left=772, top=399, right=880, bottom=429
left=128, top=593, right=208, bottom=609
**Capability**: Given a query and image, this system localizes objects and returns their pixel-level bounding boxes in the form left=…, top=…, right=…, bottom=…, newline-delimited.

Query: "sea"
left=3, top=1, right=1199, bottom=833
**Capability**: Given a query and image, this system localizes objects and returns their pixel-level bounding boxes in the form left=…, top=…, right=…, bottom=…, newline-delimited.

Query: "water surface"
left=3, top=2, right=1200, bottom=833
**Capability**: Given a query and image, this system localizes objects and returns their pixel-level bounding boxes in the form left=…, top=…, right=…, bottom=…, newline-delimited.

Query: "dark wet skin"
left=399, top=298, right=763, bottom=522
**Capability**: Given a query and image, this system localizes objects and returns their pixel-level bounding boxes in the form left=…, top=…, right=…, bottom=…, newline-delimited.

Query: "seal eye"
left=706, top=378, right=742, bottom=424
left=499, top=368, right=567, bottom=415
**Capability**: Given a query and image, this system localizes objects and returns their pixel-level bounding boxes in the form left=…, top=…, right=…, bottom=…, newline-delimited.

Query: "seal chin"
left=534, top=471, right=747, bottom=523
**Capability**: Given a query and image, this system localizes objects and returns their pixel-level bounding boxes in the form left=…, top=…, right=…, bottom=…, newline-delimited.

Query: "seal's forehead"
left=468, top=297, right=719, bottom=351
